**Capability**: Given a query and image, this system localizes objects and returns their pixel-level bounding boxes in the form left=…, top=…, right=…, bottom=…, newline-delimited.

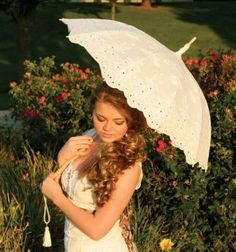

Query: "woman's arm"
left=42, top=163, right=141, bottom=240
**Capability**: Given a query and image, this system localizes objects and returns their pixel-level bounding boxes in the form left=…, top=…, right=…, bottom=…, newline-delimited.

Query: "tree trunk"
left=111, top=1, right=116, bottom=20
left=16, top=16, right=31, bottom=73
left=142, top=0, right=152, bottom=8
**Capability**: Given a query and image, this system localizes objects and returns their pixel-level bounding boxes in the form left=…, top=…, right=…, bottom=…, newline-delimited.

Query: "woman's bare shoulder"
left=115, top=162, right=141, bottom=190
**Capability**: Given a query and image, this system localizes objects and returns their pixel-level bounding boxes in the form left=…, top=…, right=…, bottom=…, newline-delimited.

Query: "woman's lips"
left=101, top=133, right=113, bottom=138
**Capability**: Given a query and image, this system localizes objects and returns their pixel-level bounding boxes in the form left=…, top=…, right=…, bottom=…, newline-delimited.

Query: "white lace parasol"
left=61, top=18, right=211, bottom=170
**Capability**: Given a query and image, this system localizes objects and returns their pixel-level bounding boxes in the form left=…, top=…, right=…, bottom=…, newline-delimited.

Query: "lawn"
left=0, top=1, right=235, bottom=109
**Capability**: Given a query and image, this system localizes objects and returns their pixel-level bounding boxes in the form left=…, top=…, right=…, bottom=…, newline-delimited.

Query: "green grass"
left=0, top=137, right=64, bottom=251
left=0, top=1, right=235, bottom=109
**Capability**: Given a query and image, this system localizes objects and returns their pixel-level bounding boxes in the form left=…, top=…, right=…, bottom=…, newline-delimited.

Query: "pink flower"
left=185, top=58, right=199, bottom=66
left=156, top=140, right=166, bottom=153
left=69, top=65, right=75, bottom=71
left=52, top=74, right=60, bottom=81
left=24, top=72, right=31, bottom=79
left=54, top=92, right=69, bottom=103
left=19, top=109, right=40, bottom=119
left=210, top=52, right=219, bottom=61
left=200, top=58, right=207, bottom=67
left=38, top=96, right=46, bottom=104
left=85, top=68, right=91, bottom=73
left=10, top=82, right=17, bottom=88
left=27, top=110, right=39, bottom=118
left=172, top=181, right=178, bottom=187
left=223, top=54, right=230, bottom=62
left=77, top=68, right=83, bottom=73
left=61, top=92, right=69, bottom=99
left=60, top=75, right=67, bottom=86
left=185, top=58, right=193, bottom=66
left=81, top=73, right=87, bottom=80
left=61, top=62, right=70, bottom=68
left=207, top=89, right=219, bottom=98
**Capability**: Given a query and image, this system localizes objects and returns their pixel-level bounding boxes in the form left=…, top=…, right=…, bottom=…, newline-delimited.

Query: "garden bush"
left=131, top=49, right=235, bottom=251
left=185, top=49, right=236, bottom=251
left=1, top=49, right=235, bottom=251
left=9, top=57, right=103, bottom=152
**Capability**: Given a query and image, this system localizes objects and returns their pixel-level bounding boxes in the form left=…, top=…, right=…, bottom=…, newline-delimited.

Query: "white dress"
left=60, top=129, right=143, bottom=252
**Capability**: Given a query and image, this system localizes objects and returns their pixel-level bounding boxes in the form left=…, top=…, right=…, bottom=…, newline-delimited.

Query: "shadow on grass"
left=31, top=3, right=103, bottom=70
left=156, top=1, right=236, bottom=50
left=0, top=3, right=114, bottom=93
left=0, top=3, right=116, bottom=109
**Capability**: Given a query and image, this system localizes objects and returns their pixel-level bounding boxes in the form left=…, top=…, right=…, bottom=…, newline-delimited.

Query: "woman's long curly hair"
left=81, top=83, right=147, bottom=207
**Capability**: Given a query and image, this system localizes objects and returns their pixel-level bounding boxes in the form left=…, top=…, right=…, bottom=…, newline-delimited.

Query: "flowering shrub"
left=185, top=49, right=236, bottom=251
left=9, top=57, right=103, bottom=150
left=132, top=49, right=236, bottom=251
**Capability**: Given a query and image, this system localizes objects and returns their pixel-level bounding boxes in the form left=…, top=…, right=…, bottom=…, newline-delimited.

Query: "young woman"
left=41, top=83, right=147, bottom=252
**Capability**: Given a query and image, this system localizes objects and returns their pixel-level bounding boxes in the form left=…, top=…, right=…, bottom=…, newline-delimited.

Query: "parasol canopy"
left=61, top=18, right=211, bottom=170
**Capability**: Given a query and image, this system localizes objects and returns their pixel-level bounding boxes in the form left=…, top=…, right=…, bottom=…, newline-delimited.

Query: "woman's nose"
left=103, top=121, right=112, bottom=131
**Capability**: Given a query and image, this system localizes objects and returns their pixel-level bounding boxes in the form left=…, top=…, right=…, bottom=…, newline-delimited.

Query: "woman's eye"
left=97, top=116, right=105, bottom=122
left=115, top=121, right=125, bottom=126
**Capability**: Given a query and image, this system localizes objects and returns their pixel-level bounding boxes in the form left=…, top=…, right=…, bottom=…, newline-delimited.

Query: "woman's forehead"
left=94, top=101, right=127, bottom=120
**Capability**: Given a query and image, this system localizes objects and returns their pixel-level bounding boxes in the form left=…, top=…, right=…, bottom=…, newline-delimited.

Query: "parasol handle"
left=52, top=154, right=79, bottom=179
left=176, top=37, right=197, bottom=56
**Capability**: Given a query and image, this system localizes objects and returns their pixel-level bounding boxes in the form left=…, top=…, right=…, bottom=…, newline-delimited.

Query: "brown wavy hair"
left=82, top=83, right=147, bottom=207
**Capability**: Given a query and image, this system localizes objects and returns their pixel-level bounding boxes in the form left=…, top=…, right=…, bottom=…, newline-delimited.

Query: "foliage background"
left=0, top=48, right=235, bottom=251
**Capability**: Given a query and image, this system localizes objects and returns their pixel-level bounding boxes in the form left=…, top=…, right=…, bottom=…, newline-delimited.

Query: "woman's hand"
left=57, top=136, right=94, bottom=167
left=41, top=173, right=63, bottom=203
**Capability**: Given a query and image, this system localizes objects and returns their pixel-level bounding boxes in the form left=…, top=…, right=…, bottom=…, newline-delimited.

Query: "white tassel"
left=43, top=225, right=52, bottom=247
left=43, top=195, right=52, bottom=247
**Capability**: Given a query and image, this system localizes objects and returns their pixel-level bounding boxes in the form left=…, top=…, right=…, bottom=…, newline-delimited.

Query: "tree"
left=142, top=0, right=152, bottom=9
left=110, top=0, right=117, bottom=20
left=0, top=0, right=46, bottom=72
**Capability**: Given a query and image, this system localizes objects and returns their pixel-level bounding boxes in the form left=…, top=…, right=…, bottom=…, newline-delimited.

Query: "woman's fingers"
left=77, top=147, right=91, bottom=156
left=67, top=136, right=94, bottom=153
left=69, top=136, right=93, bottom=145
left=41, top=175, right=63, bottom=202
left=57, top=135, right=95, bottom=168
left=70, top=135, right=93, bottom=141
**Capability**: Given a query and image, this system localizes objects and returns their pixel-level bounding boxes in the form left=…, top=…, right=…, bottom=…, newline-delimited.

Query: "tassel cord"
left=43, top=195, right=52, bottom=247
left=43, top=195, right=51, bottom=225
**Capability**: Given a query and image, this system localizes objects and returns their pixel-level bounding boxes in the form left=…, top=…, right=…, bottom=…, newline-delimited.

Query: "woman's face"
left=92, top=101, right=129, bottom=143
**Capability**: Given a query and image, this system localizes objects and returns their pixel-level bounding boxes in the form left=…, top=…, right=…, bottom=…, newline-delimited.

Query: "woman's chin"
left=99, top=135, right=123, bottom=143
left=100, top=137, right=115, bottom=143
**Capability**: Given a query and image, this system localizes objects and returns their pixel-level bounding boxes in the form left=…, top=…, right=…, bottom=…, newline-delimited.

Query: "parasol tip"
left=176, top=37, right=197, bottom=56
left=189, top=37, right=197, bottom=45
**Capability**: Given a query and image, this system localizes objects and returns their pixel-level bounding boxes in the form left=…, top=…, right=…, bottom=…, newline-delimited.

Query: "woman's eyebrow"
left=95, top=112, right=125, bottom=121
